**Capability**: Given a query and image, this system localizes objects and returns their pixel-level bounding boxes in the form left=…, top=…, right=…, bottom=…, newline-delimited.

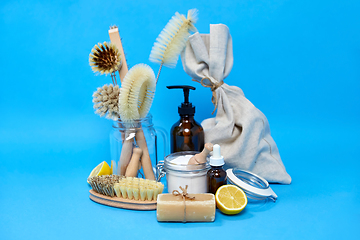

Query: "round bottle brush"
left=149, top=9, right=198, bottom=83
left=118, top=63, right=156, bottom=122
left=118, top=64, right=157, bottom=180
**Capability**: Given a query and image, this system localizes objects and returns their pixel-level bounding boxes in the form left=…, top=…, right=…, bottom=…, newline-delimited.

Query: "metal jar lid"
left=226, top=168, right=277, bottom=202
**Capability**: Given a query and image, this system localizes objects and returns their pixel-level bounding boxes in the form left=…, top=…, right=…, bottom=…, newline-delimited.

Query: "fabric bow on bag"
left=181, top=24, right=291, bottom=184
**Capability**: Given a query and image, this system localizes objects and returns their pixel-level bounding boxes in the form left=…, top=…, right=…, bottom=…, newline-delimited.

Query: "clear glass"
left=227, top=169, right=277, bottom=202
left=157, top=151, right=211, bottom=194
left=109, top=114, right=167, bottom=181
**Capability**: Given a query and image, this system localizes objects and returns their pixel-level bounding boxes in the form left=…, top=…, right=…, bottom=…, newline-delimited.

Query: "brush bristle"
left=149, top=9, right=198, bottom=68
left=88, top=175, right=123, bottom=197
left=89, top=42, right=122, bottom=75
left=118, top=64, right=156, bottom=122
left=92, top=84, right=120, bottom=120
left=92, top=176, right=164, bottom=201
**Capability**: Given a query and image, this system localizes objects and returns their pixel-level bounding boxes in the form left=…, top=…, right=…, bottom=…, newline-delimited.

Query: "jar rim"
left=112, top=113, right=153, bottom=128
left=164, top=151, right=210, bottom=173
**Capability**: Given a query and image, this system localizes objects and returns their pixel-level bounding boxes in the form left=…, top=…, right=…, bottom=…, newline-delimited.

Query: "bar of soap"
left=156, top=193, right=215, bottom=222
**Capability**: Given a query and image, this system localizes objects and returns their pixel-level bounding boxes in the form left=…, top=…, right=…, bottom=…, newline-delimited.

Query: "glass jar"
left=157, top=151, right=211, bottom=194
left=110, top=114, right=167, bottom=180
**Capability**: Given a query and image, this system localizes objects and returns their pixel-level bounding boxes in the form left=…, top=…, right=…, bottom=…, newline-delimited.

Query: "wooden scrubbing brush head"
left=149, top=9, right=198, bottom=83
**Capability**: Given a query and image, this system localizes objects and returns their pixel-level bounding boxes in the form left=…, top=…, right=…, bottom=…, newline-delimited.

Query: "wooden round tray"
left=89, top=190, right=157, bottom=210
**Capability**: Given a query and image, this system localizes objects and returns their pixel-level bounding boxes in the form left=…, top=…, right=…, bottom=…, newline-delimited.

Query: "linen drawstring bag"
left=181, top=24, right=291, bottom=184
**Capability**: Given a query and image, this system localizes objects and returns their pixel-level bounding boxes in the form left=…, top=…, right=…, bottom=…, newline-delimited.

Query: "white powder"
left=170, top=155, right=193, bottom=166
left=166, top=155, right=209, bottom=194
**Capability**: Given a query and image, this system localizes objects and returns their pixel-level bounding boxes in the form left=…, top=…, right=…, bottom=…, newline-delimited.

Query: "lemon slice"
left=88, top=161, right=112, bottom=179
left=215, top=184, right=248, bottom=215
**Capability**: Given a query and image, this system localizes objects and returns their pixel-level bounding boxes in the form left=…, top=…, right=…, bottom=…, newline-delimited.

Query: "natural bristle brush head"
left=118, top=64, right=156, bottom=122
left=113, top=177, right=164, bottom=201
left=149, top=8, right=198, bottom=68
left=89, top=42, right=122, bottom=75
left=88, top=175, right=123, bottom=197
left=89, top=176, right=164, bottom=201
left=92, top=84, right=120, bottom=120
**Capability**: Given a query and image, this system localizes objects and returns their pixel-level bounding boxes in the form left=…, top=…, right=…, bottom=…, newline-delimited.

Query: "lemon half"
left=88, top=161, right=112, bottom=179
left=215, top=184, right=248, bottom=215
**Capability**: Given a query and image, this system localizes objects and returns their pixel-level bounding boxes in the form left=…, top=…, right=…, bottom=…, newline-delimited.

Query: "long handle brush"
left=149, top=9, right=198, bottom=84
left=118, top=63, right=157, bottom=180
left=107, top=28, right=135, bottom=176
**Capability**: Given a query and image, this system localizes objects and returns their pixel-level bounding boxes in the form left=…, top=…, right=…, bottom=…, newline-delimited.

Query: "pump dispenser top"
left=167, top=85, right=204, bottom=153
left=166, top=85, right=196, bottom=116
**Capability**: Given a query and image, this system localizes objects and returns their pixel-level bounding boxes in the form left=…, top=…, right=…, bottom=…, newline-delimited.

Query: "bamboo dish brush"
left=118, top=63, right=157, bottom=180
left=98, top=28, right=136, bottom=177
left=149, top=8, right=198, bottom=83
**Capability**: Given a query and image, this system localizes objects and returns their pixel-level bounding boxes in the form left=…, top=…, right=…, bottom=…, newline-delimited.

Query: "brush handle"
left=109, top=27, right=128, bottom=83
left=188, top=143, right=213, bottom=165
left=125, top=148, right=143, bottom=177
left=135, top=129, right=156, bottom=180
left=118, top=136, right=133, bottom=176
left=155, top=63, right=163, bottom=84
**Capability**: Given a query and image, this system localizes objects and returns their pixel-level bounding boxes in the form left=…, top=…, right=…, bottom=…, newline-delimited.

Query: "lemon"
left=215, top=184, right=248, bottom=215
left=88, top=161, right=112, bottom=179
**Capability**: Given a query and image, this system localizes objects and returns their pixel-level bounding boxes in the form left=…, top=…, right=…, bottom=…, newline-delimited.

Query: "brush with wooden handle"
left=118, top=64, right=156, bottom=180
left=108, top=26, right=136, bottom=176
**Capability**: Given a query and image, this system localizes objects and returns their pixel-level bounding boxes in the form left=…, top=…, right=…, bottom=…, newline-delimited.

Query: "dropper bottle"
left=167, top=85, right=205, bottom=153
left=207, top=144, right=227, bottom=194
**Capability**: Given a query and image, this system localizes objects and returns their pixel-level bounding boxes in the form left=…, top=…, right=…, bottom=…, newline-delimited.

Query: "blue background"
left=1, top=0, right=359, bottom=239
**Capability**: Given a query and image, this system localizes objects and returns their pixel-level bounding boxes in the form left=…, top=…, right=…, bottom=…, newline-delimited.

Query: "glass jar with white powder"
left=157, top=151, right=210, bottom=194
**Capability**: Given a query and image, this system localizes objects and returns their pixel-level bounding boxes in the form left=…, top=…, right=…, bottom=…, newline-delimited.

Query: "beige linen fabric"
left=181, top=24, right=291, bottom=184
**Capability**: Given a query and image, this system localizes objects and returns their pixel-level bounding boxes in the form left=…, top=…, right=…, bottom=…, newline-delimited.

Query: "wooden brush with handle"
left=110, top=27, right=156, bottom=180
left=109, top=26, right=135, bottom=176
left=118, top=64, right=156, bottom=180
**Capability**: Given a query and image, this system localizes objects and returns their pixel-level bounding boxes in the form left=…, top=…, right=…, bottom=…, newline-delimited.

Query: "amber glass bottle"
left=171, top=115, right=204, bottom=152
left=167, top=85, right=204, bottom=153
left=207, top=144, right=227, bottom=194
left=207, top=166, right=227, bottom=194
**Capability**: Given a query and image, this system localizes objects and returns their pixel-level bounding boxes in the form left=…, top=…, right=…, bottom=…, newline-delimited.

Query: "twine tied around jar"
left=192, top=77, right=224, bottom=114
left=172, top=185, right=195, bottom=223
